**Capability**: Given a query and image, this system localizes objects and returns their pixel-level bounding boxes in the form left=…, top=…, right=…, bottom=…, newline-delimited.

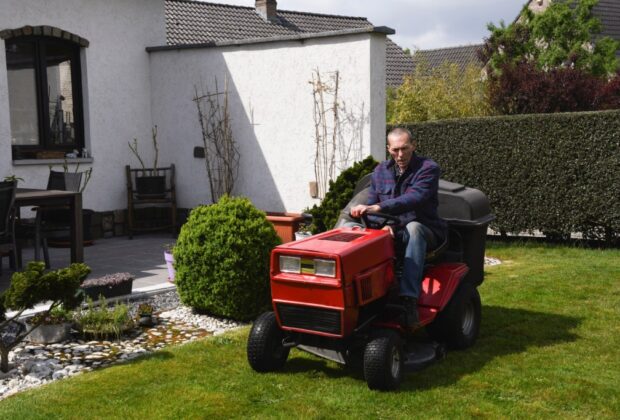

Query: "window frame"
left=6, top=35, right=85, bottom=159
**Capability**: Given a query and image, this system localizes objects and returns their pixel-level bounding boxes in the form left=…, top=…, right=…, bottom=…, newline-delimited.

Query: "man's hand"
left=350, top=204, right=381, bottom=218
left=382, top=225, right=395, bottom=237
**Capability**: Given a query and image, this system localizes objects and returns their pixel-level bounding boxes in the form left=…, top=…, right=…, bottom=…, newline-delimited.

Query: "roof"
left=386, top=38, right=414, bottom=87
left=412, top=44, right=484, bottom=73
left=593, top=0, right=620, bottom=58
left=164, top=0, right=410, bottom=87
left=165, top=0, right=373, bottom=45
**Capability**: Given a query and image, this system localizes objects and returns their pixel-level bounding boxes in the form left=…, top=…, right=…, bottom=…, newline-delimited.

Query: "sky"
left=202, top=0, right=526, bottom=50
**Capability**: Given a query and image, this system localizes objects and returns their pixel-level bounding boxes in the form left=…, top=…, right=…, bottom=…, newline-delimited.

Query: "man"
left=350, top=127, right=447, bottom=329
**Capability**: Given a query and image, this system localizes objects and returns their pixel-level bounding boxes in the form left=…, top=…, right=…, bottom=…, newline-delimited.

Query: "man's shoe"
left=401, top=296, right=420, bottom=331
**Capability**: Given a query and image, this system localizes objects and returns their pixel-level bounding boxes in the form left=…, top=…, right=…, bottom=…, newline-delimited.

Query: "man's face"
left=387, top=132, right=416, bottom=170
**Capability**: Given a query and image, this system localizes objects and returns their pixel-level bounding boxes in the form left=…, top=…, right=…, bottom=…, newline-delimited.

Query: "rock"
left=52, top=370, right=67, bottom=380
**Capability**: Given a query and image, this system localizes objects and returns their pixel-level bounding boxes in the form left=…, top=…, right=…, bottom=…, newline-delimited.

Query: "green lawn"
left=1, top=241, right=619, bottom=419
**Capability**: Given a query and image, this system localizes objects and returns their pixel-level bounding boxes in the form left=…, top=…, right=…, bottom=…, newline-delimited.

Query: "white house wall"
left=149, top=32, right=387, bottom=212
left=0, top=0, right=166, bottom=211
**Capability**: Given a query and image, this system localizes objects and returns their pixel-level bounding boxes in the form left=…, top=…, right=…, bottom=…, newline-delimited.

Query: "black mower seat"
left=425, top=235, right=448, bottom=262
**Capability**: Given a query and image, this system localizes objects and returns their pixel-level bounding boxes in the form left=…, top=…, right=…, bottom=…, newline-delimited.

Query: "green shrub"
left=307, top=156, right=379, bottom=233
left=174, top=196, right=281, bottom=321
left=396, top=109, right=620, bottom=242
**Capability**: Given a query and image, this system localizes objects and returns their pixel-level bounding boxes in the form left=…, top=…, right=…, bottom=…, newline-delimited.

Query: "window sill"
left=12, top=157, right=94, bottom=166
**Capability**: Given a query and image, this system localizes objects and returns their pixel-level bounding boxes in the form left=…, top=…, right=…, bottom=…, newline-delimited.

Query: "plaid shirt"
left=368, top=154, right=447, bottom=239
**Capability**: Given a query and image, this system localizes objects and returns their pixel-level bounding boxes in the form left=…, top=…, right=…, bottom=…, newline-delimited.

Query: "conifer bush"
left=174, top=196, right=281, bottom=321
left=307, top=156, right=379, bottom=233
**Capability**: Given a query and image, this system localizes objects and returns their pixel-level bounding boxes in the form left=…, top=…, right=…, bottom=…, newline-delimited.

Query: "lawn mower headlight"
left=279, top=255, right=301, bottom=274
left=314, top=259, right=336, bottom=278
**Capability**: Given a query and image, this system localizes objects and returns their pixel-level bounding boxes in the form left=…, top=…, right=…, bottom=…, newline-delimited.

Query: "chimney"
left=256, top=0, right=278, bottom=22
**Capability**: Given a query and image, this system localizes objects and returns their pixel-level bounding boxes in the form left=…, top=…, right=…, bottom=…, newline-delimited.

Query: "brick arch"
left=0, top=25, right=89, bottom=47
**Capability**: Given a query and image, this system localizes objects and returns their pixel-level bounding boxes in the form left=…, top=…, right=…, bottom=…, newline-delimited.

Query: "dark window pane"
left=45, top=42, right=76, bottom=146
left=6, top=41, right=39, bottom=146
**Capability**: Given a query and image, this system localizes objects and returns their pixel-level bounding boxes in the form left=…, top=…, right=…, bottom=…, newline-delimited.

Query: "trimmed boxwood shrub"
left=174, top=196, right=281, bottom=321
left=396, top=109, right=620, bottom=242
left=307, top=156, right=379, bottom=233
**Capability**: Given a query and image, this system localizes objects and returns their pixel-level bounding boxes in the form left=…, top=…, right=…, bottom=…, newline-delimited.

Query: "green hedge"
left=400, top=110, right=620, bottom=241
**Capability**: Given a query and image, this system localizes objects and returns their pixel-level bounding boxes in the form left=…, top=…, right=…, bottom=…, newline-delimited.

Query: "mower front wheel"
left=247, top=312, right=290, bottom=372
left=363, top=330, right=403, bottom=391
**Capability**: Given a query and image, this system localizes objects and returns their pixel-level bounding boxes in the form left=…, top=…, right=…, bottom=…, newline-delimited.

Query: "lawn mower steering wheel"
left=358, top=211, right=401, bottom=230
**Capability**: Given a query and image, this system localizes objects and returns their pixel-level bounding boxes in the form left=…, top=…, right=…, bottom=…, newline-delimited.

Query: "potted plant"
left=294, top=220, right=313, bottom=241
left=75, top=297, right=134, bottom=340
left=3, top=175, right=23, bottom=186
left=164, top=243, right=175, bottom=283
left=136, top=303, right=155, bottom=327
left=128, top=126, right=166, bottom=198
left=80, top=272, right=134, bottom=300
left=26, top=306, right=73, bottom=344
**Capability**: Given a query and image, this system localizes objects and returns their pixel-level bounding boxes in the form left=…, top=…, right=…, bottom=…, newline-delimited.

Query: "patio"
left=0, top=233, right=175, bottom=294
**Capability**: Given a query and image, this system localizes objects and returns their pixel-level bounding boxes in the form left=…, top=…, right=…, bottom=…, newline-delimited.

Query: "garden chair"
left=126, top=165, right=177, bottom=239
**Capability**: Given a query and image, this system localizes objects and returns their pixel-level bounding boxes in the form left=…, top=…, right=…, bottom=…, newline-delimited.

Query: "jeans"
left=343, top=220, right=438, bottom=299
left=399, top=221, right=437, bottom=298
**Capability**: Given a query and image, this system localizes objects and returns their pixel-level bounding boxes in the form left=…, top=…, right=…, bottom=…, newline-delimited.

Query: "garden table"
left=15, top=188, right=83, bottom=263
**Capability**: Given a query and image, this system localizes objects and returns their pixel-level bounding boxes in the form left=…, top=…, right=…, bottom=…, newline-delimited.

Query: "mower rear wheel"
left=247, top=312, right=290, bottom=372
left=363, top=330, right=403, bottom=391
left=426, top=282, right=481, bottom=350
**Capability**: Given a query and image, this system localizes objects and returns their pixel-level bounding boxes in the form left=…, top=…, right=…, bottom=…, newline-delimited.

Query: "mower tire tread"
left=247, top=311, right=290, bottom=372
left=363, top=329, right=403, bottom=391
left=426, top=282, right=481, bottom=350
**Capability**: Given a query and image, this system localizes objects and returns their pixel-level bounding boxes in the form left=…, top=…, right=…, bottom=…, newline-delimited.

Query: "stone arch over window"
left=0, top=25, right=89, bottom=47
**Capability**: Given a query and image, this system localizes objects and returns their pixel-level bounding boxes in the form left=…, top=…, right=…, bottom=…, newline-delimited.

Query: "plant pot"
left=164, top=250, right=175, bottom=283
left=138, top=315, right=155, bottom=327
left=47, top=208, right=95, bottom=247
left=295, top=231, right=312, bottom=241
left=81, top=280, right=133, bottom=300
left=26, top=322, right=72, bottom=344
left=266, top=212, right=305, bottom=243
left=136, top=175, right=166, bottom=198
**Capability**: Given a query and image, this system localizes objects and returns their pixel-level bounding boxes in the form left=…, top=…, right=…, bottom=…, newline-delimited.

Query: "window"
left=5, top=36, right=84, bottom=160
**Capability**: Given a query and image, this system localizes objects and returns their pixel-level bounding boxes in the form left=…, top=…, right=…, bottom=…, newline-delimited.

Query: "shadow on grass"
left=282, top=356, right=365, bottom=381
left=276, top=305, right=582, bottom=390
left=400, top=305, right=583, bottom=391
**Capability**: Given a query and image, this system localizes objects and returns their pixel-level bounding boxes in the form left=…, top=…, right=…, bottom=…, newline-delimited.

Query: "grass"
left=1, top=241, right=619, bottom=419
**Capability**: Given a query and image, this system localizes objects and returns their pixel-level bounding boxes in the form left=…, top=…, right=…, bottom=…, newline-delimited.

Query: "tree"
left=488, top=61, right=610, bottom=114
left=481, top=0, right=619, bottom=77
left=0, top=262, right=89, bottom=372
left=387, top=58, right=492, bottom=124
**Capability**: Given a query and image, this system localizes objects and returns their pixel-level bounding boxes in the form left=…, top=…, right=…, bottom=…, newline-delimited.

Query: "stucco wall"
left=0, top=0, right=166, bottom=211
left=149, top=33, right=387, bottom=212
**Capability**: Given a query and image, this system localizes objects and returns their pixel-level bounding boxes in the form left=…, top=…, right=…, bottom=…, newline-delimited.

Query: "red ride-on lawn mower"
left=247, top=178, right=494, bottom=390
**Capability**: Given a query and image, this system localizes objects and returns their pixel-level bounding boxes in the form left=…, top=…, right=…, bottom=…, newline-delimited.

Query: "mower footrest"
left=403, top=342, right=445, bottom=372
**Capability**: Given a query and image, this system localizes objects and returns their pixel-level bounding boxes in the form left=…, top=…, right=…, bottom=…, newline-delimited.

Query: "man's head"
left=387, top=127, right=416, bottom=171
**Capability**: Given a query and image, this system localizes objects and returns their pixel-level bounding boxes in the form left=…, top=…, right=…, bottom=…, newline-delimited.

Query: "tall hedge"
left=400, top=110, right=620, bottom=241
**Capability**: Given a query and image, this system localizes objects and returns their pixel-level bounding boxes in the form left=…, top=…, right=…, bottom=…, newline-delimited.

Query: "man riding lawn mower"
left=247, top=129, right=494, bottom=390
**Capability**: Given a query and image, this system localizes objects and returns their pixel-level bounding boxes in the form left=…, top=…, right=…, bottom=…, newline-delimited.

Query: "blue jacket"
left=368, top=154, right=447, bottom=239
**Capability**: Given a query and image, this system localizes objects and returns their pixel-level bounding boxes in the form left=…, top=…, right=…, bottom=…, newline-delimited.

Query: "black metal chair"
left=126, top=165, right=177, bottom=239
left=0, top=181, right=17, bottom=274
left=17, top=171, right=83, bottom=268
